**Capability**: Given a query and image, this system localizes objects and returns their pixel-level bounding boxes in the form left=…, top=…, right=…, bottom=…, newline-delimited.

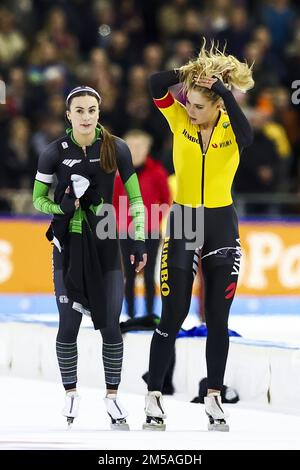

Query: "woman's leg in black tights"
left=99, top=270, right=124, bottom=392
left=147, top=266, right=194, bottom=391
left=202, top=263, right=239, bottom=391
left=53, top=247, right=82, bottom=391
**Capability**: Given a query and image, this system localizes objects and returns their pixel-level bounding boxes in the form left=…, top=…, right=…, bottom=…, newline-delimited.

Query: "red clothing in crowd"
left=113, top=156, right=170, bottom=234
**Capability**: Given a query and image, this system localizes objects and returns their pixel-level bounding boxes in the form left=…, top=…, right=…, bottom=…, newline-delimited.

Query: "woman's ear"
left=216, top=99, right=223, bottom=110
left=66, top=112, right=71, bottom=123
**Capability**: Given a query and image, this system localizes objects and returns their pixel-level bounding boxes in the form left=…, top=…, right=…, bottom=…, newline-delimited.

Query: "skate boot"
left=62, top=391, right=80, bottom=428
left=104, top=394, right=129, bottom=430
left=143, top=391, right=166, bottom=431
left=204, top=393, right=229, bottom=432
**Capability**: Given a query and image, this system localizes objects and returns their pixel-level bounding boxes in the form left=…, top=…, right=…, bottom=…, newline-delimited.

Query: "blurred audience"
left=0, top=0, right=299, bottom=215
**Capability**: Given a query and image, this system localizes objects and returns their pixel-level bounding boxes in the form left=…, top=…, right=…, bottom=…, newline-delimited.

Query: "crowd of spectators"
left=0, top=0, right=300, bottom=215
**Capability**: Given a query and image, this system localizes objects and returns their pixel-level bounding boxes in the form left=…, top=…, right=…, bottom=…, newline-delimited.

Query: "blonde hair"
left=179, top=39, right=254, bottom=100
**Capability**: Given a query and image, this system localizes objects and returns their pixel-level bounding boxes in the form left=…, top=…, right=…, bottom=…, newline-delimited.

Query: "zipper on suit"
left=198, top=125, right=217, bottom=205
left=197, top=112, right=220, bottom=205
left=198, top=132, right=212, bottom=206
left=201, top=148, right=206, bottom=206
left=82, top=146, right=89, bottom=173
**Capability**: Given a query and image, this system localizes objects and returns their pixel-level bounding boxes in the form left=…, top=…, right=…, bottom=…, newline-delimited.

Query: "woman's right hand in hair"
left=194, top=76, right=229, bottom=97
left=60, top=186, right=80, bottom=214
left=193, top=76, right=218, bottom=89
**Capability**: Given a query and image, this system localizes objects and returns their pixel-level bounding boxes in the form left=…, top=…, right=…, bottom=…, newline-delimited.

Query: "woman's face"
left=186, top=89, right=221, bottom=126
left=67, top=95, right=99, bottom=135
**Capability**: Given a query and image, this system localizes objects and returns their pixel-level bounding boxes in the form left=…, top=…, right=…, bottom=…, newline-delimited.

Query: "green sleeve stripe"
left=124, top=173, right=142, bottom=204
left=124, top=174, right=145, bottom=241
left=32, top=180, right=64, bottom=215
left=126, top=195, right=142, bottom=202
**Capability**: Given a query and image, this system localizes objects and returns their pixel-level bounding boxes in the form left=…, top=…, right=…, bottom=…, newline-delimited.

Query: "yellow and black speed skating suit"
left=147, top=70, right=253, bottom=391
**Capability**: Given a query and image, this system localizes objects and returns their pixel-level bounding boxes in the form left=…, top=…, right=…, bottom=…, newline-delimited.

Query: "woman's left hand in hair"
left=193, top=76, right=218, bottom=89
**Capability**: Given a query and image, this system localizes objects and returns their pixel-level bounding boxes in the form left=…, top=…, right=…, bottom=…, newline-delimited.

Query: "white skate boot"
left=103, top=394, right=129, bottom=430
left=143, top=391, right=166, bottom=431
left=62, top=391, right=80, bottom=428
left=204, top=393, right=229, bottom=432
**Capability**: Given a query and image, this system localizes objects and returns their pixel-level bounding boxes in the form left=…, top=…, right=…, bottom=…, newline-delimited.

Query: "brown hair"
left=66, top=89, right=117, bottom=173
left=99, top=124, right=117, bottom=172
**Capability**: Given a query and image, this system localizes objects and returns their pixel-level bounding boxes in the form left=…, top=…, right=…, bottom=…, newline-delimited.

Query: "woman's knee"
left=57, top=325, right=79, bottom=342
left=100, top=325, right=122, bottom=344
left=206, top=319, right=229, bottom=337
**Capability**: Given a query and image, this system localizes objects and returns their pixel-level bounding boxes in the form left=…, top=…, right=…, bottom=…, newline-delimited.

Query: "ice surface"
left=0, top=377, right=299, bottom=450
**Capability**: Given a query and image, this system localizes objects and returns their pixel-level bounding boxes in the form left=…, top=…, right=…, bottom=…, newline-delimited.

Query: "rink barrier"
left=1, top=322, right=299, bottom=412
left=0, top=294, right=300, bottom=316
left=1, top=216, right=300, bottom=296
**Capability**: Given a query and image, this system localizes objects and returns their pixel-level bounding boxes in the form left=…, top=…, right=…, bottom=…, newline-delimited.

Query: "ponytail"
left=99, top=125, right=117, bottom=173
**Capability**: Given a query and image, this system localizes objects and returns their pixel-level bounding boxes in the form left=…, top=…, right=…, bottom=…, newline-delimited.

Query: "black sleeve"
left=211, top=80, right=253, bottom=148
left=149, top=70, right=180, bottom=99
left=35, top=140, right=60, bottom=184
left=115, top=137, right=135, bottom=184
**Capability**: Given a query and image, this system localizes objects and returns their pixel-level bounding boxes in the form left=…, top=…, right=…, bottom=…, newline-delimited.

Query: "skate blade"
left=110, top=422, right=130, bottom=431
left=208, top=422, right=229, bottom=432
left=143, top=422, right=166, bottom=431
left=66, top=417, right=74, bottom=428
